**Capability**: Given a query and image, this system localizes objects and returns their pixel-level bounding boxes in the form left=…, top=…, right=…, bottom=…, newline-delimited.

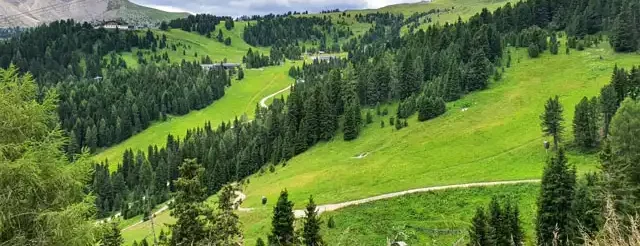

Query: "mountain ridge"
left=0, top=0, right=189, bottom=27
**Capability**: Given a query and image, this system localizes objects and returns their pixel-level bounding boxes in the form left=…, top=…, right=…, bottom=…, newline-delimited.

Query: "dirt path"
left=122, top=179, right=540, bottom=231
left=123, top=200, right=172, bottom=231
left=286, top=180, right=541, bottom=218
left=260, top=85, right=291, bottom=108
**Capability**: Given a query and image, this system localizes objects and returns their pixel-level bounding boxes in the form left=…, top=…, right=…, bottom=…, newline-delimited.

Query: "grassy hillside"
left=121, top=42, right=640, bottom=245
left=310, top=0, right=518, bottom=36
left=94, top=63, right=294, bottom=169
left=323, top=184, right=539, bottom=245
left=121, top=23, right=267, bottom=67
left=241, top=44, right=626, bottom=209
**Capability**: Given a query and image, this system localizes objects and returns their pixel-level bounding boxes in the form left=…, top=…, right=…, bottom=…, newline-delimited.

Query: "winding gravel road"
left=288, top=179, right=541, bottom=218
left=259, top=85, right=292, bottom=108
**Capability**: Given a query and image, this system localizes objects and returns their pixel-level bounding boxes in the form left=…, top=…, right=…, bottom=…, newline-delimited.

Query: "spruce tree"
left=170, top=159, right=207, bottom=245
left=540, top=96, right=564, bottom=150
left=100, top=221, right=124, bottom=246
left=303, top=196, right=323, bottom=246
left=506, top=201, right=524, bottom=245
left=609, top=98, right=640, bottom=189
left=488, top=197, right=509, bottom=246
left=468, top=207, right=492, bottom=246
left=600, top=84, right=619, bottom=138
left=611, top=8, right=637, bottom=52
left=573, top=97, right=598, bottom=150
left=465, top=49, right=491, bottom=92
left=536, top=148, right=576, bottom=246
left=269, top=190, right=295, bottom=246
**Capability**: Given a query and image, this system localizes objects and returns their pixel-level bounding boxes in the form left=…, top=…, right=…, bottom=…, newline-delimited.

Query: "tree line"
left=0, top=20, right=170, bottom=85
left=163, top=14, right=232, bottom=36
left=61, top=61, right=230, bottom=155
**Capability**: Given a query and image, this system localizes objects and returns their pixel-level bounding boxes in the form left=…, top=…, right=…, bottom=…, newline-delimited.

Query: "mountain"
left=0, top=0, right=189, bottom=27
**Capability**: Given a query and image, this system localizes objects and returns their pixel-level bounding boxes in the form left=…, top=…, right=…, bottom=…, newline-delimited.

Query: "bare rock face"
left=0, top=0, right=187, bottom=27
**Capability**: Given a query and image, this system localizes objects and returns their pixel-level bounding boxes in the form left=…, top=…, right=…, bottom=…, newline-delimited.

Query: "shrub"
left=327, top=217, right=336, bottom=228
left=528, top=43, right=540, bottom=58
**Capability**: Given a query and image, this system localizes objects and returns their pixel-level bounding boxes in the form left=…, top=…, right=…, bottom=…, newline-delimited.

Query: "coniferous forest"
left=3, top=0, right=640, bottom=245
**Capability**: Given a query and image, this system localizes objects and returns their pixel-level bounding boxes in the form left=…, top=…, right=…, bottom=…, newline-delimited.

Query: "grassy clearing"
left=121, top=23, right=268, bottom=67
left=309, top=0, right=517, bottom=36
left=94, top=63, right=294, bottom=169
left=323, top=184, right=539, bottom=245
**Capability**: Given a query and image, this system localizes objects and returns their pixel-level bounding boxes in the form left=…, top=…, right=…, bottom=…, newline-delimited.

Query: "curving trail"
left=123, top=179, right=540, bottom=232
left=287, top=180, right=541, bottom=218
left=259, top=85, right=292, bottom=108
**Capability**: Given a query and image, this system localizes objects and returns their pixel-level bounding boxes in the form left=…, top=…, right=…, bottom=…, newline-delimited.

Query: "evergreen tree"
left=159, top=21, right=169, bottom=31
left=600, top=84, right=619, bottom=138
left=303, top=196, right=323, bottom=246
left=465, top=49, right=491, bottom=92
left=610, top=8, right=637, bottom=52
left=343, top=98, right=361, bottom=141
left=528, top=43, right=540, bottom=58
left=170, top=159, right=207, bottom=245
left=468, top=207, right=493, bottom=246
left=573, top=97, right=598, bottom=150
left=100, top=221, right=124, bottom=246
left=609, top=98, right=640, bottom=192
left=256, top=238, right=266, bottom=246
left=269, top=190, right=295, bottom=246
left=212, top=185, right=243, bottom=245
left=536, top=148, right=576, bottom=246
left=540, top=96, right=564, bottom=150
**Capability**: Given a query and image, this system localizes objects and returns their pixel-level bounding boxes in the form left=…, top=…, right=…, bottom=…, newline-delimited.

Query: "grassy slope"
left=94, top=63, right=293, bottom=169
left=121, top=22, right=267, bottom=67
left=309, top=0, right=518, bottom=37
left=123, top=43, right=640, bottom=245
left=323, top=184, right=539, bottom=245
left=95, top=23, right=279, bottom=168
left=232, top=43, right=639, bottom=242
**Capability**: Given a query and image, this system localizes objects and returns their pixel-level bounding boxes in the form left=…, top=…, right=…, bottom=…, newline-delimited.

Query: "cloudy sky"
left=130, top=0, right=421, bottom=17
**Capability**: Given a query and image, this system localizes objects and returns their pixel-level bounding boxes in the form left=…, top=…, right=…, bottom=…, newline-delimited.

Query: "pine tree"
left=528, top=43, right=540, bottom=58
left=213, top=185, right=243, bottom=245
left=573, top=97, right=598, bottom=150
left=465, top=49, right=491, bottom=92
left=600, top=84, right=619, bottom=138
left=536, top=148, right=576, bottom=246
left=303, top=196, right=323, bottom=246
left=343, top=98, right=360, bottom=141
left=488, top=197, right=509, bottom=245
left=609, top=98, right=640, bottom=189
left=85, top=124, right=97, bottom=152
left=468, top=207, right=493, bottom=246
left=100, top=221, right=124, bottom=246
left=540, top=96, right=564, bottom=150
left=610, top=8, right=637, bottom=52
left=269, top=190, right=295, bottom=246
left=506, top=201, right=524, bottom=245
left=171, top=159, right=207, bottom=245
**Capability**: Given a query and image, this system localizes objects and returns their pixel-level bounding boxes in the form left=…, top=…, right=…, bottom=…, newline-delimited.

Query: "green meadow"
left=121, top=22, right=268, bottom=67
left=323, top=184, right=539, bottom=245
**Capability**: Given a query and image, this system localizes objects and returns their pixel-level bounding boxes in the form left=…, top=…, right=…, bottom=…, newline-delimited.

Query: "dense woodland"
left=164, top=14, right=232, bottom=36
left=0, top=20, right=235, bottom=154
left=60, top=62, right=230, bottom=156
